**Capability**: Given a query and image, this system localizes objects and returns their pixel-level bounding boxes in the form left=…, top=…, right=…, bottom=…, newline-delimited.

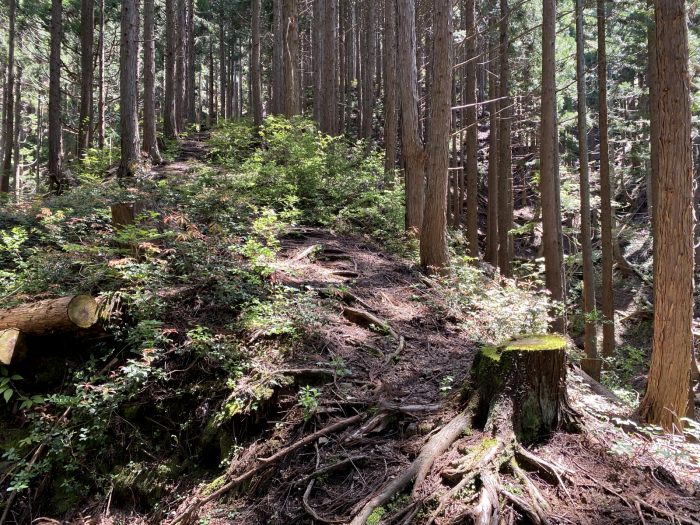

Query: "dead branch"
left=343, top=307, right=398, bottom=339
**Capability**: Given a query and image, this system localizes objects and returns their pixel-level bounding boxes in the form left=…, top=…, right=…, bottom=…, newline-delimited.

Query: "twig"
left=384, top=335, right=406, bottom=365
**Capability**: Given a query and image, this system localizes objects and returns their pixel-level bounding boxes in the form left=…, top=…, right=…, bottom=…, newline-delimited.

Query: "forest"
left=0, top=0, right=699, bottom=523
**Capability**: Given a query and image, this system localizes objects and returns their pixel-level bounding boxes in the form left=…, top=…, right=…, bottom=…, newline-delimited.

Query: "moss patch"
left=503, top=334, right=565, bottom=352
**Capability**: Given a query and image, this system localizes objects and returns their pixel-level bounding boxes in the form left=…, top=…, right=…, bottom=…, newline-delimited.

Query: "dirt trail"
left=145, top=134, right=698, bottom=525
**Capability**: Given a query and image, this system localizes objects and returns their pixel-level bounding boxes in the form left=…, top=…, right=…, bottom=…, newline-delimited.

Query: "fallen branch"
left=349, top=410, right=472, bottom=525
left=384, top=335, right=406, bottom=365
left=293, top=244, right=322, bottom=261
left=302, top=479, right=344, bottom=523
left=343, top=307, right=398, bottom=339
left=169, top=414, right=362, bottom=525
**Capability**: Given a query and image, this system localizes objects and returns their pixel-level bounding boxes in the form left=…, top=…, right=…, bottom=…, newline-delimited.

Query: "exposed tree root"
left=168, top=414, right=362, bottom=525
left=342, top=307, right=398, bottom=339
left=348, top=410, right=473, bottom=525
left=294, top=455, right=369, bottom=487
left=384, top=335, right=406, bottom=365
left=292, top=243, right=322, bottom=261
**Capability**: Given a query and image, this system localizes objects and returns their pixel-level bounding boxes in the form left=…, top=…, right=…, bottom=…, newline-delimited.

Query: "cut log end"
left=473, top=334, right=580, bottom=443
left=0, top=329, right=28, bottom=366
left=67, top=294, right=100, bottom=328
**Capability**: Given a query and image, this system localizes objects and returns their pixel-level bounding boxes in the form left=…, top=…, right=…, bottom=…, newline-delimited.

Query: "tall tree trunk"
left=175, top=0, right=187, bottom=129
left=575, top=0, right=599, bottom=379
left=360, top=3, right=376, bottom=140
left=118, top=0, right=140, bottom=177
left=143, top=0, right=162, bottom=164
left=219, top=15, right=227, bottom=120
left=420, top=0, right=452, bottom=275
left=97, top=0, right=106, bottom=149
left=186, top=0, right=196, bottom=124
left=164, top=0, right=178, bottom=139
left=541, top=0, right=565, bottom=332
left=486, top=10, right=499, bottom=266
left=464, top=0, right=479, bottom=259
left=638, top=0, right=694, bottom=431
left=251, top=0, right=263, bottom=127
left=48, top=0, right=63, bottom=192
left=398, top=0, right=425, bottom=234
left=208, top=34, right=215, bottom=126
left=338, top=0, right=347, bottom=133
left=597, top=0, right=614, bottom=357
left=320, top=0, right=338, bottom=134
left=272, top=0, right=284, bottom=115
left=78, top=0, right=94, bottom=159
left=1, top=0, right=16, bottom=193
left=383, top=0, right=398, bottom=178
left=283, top=0, right=300, bottom=117
left=497, top=0, right=513, bottom=276
left=313, top=0, right=323, bottom=124
left=11, top=64, right=21, bottom=197
left=35, top=95, right=41, bottom=192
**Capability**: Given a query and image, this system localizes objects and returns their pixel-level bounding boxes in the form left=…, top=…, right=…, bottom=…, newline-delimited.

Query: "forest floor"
left=2, top=131, right=700, bottom=525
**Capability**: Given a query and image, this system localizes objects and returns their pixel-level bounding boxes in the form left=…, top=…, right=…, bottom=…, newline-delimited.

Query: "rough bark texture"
left=1, top=0, right=16, bottom=193
left=118, top=0, right=140, bottom=177
left=320, top=0, right=338, bottom=134
left=360, top=2, right=376, bottom=140
left=540, top=0, right=565, bottom=333
left=164, top=0, right=178, bottom=139
left=77, top=0, right=94, bottom=159
left=175, top=0, right=187, bottom=128
left=48, top=0, right=63, bottom=192
left=473, top=335, right=577, bottom=443
left=186, top=0, right=196, bottom=124
left=251, top=0, right=263, bottom=127
left=0, top=328, right=27, bottom=366
left=383, top=0, right=398, bottom=178
left=0, top=295, right=99, bottom=337
left=219, top=14, right=227, bottom=120
left=598, top=0, right=615, bottom=358
left=398, top=0, right=425, bottom=234
left=419, top=0, right=452, bottom=274
left=486, top=13, right=499, bottom=266
left=97, top=0, right=106, bottom=149
left=143, top=0, right=162, bottom=164
left=272, top=0, right=284, bottom=115
left=575, top=0, right=599, bottom=379
left=638, top=0, right=694, bottom=431
left=464, top=0, right=479, bottom=259
left=497, top=0, right=513, bottom=277
left=283, top=0, right=300, bottom=117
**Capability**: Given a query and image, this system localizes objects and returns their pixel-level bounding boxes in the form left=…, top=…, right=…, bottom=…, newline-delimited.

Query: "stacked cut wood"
left=0, top=294, right=99, bottom=365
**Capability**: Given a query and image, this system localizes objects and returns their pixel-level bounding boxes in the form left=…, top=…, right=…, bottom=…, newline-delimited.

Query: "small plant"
left=298, top=386, right=321, bottom=421
left=439, top=375, right=454, bottom=396
left=0, top=367, right=22, bottom=403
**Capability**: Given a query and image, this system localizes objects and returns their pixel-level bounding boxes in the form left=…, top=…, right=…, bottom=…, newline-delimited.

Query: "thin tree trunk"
left=497, top=0, right=513, bottom=276
left=12, top=64, right=21, bottom=197
left=272, top=0, right=284, bottom=115
left=283, top=0, right=300, bottom=117
left=321, top=0, right=338, bottom=134
left=219, top=15, right=227, bottom=120
left=576, top=0, right=599, bottom=379
left=48, top=0, right=63, bottom=192
left=143, top=0, right=162, bottom=164
left=398, top=0, right=425, bottom=234
left=541, top=0, right=565, bottom=332
left=97, top=0, right=106, bottom=149
left=175, top=0, right=187, bottom=129
left=420, top=0, right=452, bottom=275
left=164, top=0, right=178, bottom=139
left=486, top=9, right=499, bottom=266
left=78, top=0, right=94, bottom=159
left=1, top=0, right=16, bottom=193
left=638, top=0, right=694, bottom=431
left=208, top=34, right=215, bottom=126
left=313, top=0, right=323, bottom=124
left=251, top=0, right=263, bottom=127
left=186, top=0, right=196, bottom=124
left=597, top=0, right=614, bottom=357
left=35, top=96, right=42, bottom=192
left=464, top=0, right=479, bottom=259
left=118, top=0, right=140, bottom=177
left=384, top=0, right=398, bottom=178
left=360, top=2, right=376, bottom=140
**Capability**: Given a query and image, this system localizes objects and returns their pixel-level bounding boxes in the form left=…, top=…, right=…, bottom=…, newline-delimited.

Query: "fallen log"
left=0, top=329, right=28, bottom=365
left=0, top=295, right=99, bottom=337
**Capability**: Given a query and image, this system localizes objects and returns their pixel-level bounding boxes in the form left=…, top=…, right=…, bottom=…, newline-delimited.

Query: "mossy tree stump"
left=472, top=334, right=579, bottom=444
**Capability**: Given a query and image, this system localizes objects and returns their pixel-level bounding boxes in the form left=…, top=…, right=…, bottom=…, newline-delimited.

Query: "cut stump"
left=0, top=329, right=28, bottom=365
left=472, top=334, right=579, bottom=443
left=0, top=295, right=99, bottom=337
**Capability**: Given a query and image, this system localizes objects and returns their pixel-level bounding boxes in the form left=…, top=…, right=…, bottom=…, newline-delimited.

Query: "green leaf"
left=3, top=388, right=14, bottom=402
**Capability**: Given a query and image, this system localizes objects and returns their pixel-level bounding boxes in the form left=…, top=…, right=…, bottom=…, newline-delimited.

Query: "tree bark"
left=0, top=328, right=27, bottom=366
left=251, top=0, right=263, bottom=127
left=164, top=0, right=179, bottom=139
left=360, top=2, right=376, bottom=140
left=78, top=0, right=94, bottom=159
left=1, top=0, right=16, bottom=193
left=186, top=0, right=197, bottom=124
left=575, top=0, right=599, bottom=379
left=143, top=0, right=162, bottom=164
left=540, top=0, right=565, bottom=332
left=0, top=295, right=99, bottom=337
left=283, top=0, right=300, bottom=117
left=597, top=0, right=614, bottom=357
left=419, top=0, right=452, bottom=275
left=497, top=0, right=513, bottom=277
left=486, top=9, right=499, bottom=267
left=118, top=0, right=141, bottom=177
left=272, top=0, right=284, bottom=115
left=464, top=0, right=479, bottom=260
left=175, top=0, right=187, bottom=129
left=97, top=0, right=106, bottom=149
left=48, top=0, right=63, bottom=192
left=398, top=0, right=425, bottom=234
left=320, top=0, right=338, bottom=134
left=383, top=0, right=398, bottom=179
left=638, top=0, right=694, bottom=431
